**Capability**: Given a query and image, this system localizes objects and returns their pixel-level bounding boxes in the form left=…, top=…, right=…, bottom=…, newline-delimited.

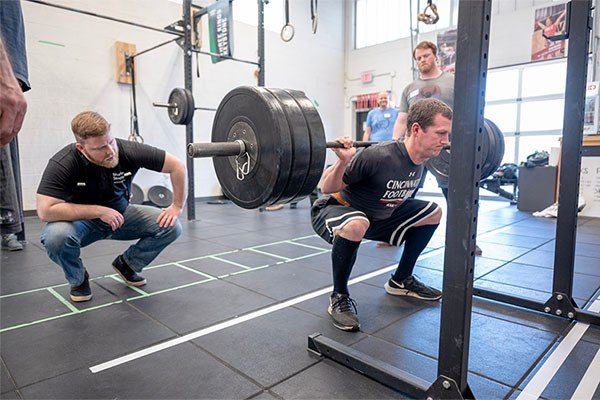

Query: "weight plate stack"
left=211, top=86, right=293, bottom=209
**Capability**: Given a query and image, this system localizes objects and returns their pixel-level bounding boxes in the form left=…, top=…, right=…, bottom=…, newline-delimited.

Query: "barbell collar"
left=187, top=140, right=246, bottom=158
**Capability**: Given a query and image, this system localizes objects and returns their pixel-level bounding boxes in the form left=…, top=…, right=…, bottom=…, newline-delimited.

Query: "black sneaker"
left=112, top=255, right=147, bottom=286
left=70, top=270, right=92, bottom=302
left=384, top=275, right=442, bottom=301
left=328, top=293, right=360, bottom=331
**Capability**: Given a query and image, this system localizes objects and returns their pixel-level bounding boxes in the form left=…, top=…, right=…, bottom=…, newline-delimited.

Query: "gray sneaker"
left=384, top=275, right=442, bottom=301
left=328, top=293, right=360, bottom=331
left=1, top=234, right=23, bottom=251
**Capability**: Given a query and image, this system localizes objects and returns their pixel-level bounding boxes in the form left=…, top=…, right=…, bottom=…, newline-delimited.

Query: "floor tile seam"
left=580, top=287, right=600, bottom=310
left=5, top=362, right=99, bottom=394
left=184, top=226, right=258, bottom=240
left=581, top=337, right=600, bottom=346
left=472, top=255, right=541, bottom=282
left=470, top=305, right=569, bottom=335
left=500, top=260, right=600, bottom=279
left=194, top=337, right=324, bottom=394
left=216, top=279, right=282, bottom=303
left=512, top=324, right=577, bottom=393
left=474, top=276, right=593, bottom=303
left=245, top=389, right=285, bottom=400
left=257, top=360, right=323, bottom=394
left=473, top=236, right=563, bottom=281
left=365, top=331, right=518, bottom=390
left=184, top=341, right=267, bottom=393
left=0, top=355, right=18, bottom=395
left=109, top=297, right=183, bottom=340
left=364, top=304, right=431, bottom=336
left=530, top=246, right=600, bottom=260
left=0, top=258, right=51, bottom=269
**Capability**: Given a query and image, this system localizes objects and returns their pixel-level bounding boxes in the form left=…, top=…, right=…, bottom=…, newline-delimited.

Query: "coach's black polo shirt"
left=37, top=139, right=165, bottom=214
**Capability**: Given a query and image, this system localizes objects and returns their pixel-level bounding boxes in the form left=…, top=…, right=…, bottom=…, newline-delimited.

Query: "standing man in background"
left=362, top=91, right=398, bottom=142
left=1, top=1, right=31, bottom=251
left=393, top=40, right=481, bottom=256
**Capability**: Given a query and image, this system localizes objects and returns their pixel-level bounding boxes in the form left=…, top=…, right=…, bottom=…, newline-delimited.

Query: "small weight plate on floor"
left=147, top=185, right=173, bottom=208
left=129, top=183, right=144, bottom=204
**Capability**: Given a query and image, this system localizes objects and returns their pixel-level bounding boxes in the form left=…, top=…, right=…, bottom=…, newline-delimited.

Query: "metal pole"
left=24, top=0, right=183, bottom=36
left=552, top=0, right=593, bottom=297
left=183, top=0, right=196, bottom=220
left=128, top=38, right=179, bottom=59
left=257, top=0, right=265, bottom=87
left=190, top=48, right=260, bottom=66
left=436, top=0, right=491, bottom=395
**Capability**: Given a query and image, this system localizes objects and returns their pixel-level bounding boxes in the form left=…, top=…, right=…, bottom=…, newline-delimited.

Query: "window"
left=484, top=59, right=567, bottom=165
left=485, top=103, right=518, bottom=133
left=520, top=99, right=564, bottom=131
left=355, top=0, right=458, bottom=49
left=486, top=69, right=519, bottom=101
left=233, top=0, right=283, bottom=33
left=521, top=62, right=566, bottom=97
left=355, top=0, right=410, bottom=48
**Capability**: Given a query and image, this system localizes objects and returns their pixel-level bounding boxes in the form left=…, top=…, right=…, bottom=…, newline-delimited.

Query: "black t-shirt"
left=37, top=139, right=166, bottom=214
left=341, top=141, right=423, bottom=221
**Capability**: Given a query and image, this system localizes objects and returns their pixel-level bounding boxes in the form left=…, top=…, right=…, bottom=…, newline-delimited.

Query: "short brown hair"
left=71, top=111, right=110, bottom=142
left=413, top=41, right=437, bottom=59
left=406, top=99, right=452, bottom=137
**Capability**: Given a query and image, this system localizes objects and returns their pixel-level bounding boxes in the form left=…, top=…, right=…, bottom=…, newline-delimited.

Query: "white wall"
left=342, top=0, right=583, bottom=137
left=19, top=0, right=345, bottom=211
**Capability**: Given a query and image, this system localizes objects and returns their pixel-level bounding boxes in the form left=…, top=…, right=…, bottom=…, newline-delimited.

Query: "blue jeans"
left=41, top=204, right=182, bottom=286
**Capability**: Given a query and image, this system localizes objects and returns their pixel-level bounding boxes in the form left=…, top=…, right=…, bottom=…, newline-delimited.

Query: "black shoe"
left=112, top=255, right=146, bottom=286
left=70, top=270, right=92, bottom=302
left=384, top=275, right=442, bottom=301
left=328, top=293, right=360, bottom=331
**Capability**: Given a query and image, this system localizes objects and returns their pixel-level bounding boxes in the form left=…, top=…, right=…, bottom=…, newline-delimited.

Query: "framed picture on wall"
left=584, top=82, right=600, bottom=135
left=531, top=3, right=567, bottom=61
left=436, top=29, right=457, bottom=73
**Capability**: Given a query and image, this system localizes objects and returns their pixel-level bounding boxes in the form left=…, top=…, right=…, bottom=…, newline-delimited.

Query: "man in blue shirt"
left=362, top=91, right=398, bottom=142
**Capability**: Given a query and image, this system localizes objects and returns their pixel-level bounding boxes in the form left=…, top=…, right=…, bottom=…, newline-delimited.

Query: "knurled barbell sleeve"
left=187, top=140, right=246, bottom=158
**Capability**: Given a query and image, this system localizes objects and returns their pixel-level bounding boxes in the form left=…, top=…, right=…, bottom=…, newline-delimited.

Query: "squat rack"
left=24, top=0, right=267, bottom=221
left=308, top=1, right=597, bottom=399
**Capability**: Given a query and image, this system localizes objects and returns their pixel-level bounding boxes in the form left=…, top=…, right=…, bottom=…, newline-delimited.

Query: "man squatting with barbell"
left=36, top=111, right=186, bottom=302
left=311, top=98, right=451, bottom=331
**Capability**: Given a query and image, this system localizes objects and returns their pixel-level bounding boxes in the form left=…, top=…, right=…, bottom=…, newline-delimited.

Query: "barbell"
left=186, top=86, right=505, bottom=209
left=153, top=88, right=217, bottom=125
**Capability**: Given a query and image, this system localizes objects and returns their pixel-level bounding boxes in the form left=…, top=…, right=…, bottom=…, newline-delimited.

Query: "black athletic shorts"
left=311, top=195, right=440, bottom=246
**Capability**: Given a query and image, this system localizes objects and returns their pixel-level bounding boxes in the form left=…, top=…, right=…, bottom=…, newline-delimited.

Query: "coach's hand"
left=99, top=207, right=125, bottom=231
left=157, top=204, right=182, bottom=228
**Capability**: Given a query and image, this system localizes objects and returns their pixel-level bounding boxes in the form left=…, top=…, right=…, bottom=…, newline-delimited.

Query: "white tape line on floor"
left=516, top=296, right=600, bottom=400
left=89, top=249, right=446, bottom=373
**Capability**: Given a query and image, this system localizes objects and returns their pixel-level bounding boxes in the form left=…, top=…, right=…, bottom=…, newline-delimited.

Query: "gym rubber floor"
left=1, top=196, right=599, bottom=399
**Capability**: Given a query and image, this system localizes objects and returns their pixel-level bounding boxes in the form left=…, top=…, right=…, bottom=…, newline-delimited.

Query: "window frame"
left=354, top=0, right=459, bottom=50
